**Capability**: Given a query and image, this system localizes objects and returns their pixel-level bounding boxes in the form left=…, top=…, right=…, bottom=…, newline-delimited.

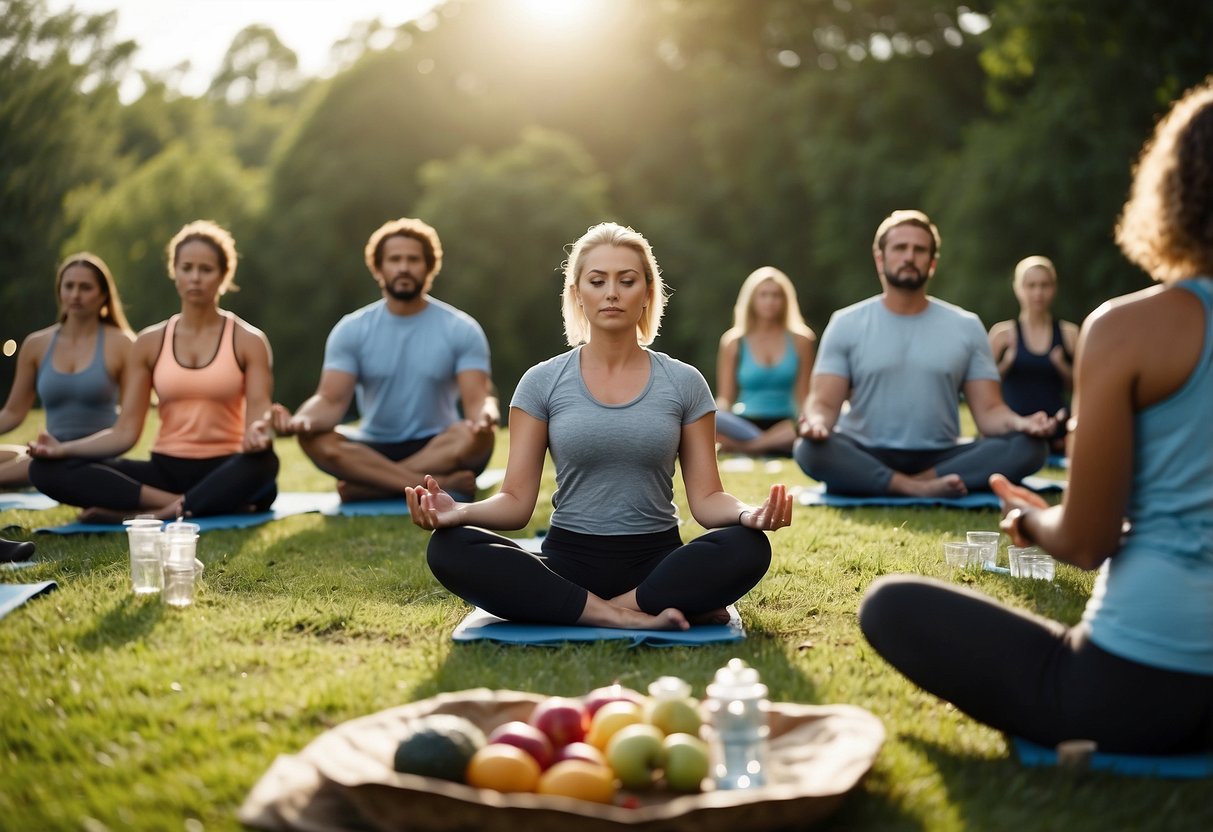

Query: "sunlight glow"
left=514, top=0, right=598, bottom=35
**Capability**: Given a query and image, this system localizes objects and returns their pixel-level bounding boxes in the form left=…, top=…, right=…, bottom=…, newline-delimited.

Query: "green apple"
left=647, top=696, right=702, bottom=737
left=662, top=733, right=710, bottom=792
left=605, top=723, right=665, bottom=790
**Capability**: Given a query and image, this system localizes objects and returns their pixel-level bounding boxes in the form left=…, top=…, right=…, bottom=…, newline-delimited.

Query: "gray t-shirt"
left=815, top=295, right=999, bottom=450
left=323, top=297, right=490, bottom=442
left=511, top=347, right=716, bottom=535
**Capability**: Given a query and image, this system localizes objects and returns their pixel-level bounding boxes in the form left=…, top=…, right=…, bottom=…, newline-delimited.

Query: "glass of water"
left=125, top=519, right=163, bottom=595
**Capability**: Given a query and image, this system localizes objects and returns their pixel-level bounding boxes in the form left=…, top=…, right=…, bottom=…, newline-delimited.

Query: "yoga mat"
left=0, top=492, right=58, bottom=511
left=452, top=604, right=746, bottom=647
left=35, top=491, right=341, bottom=534
left=1, top=561, right=38, bottom=571
left=797, top=475, right=1064, bottom=509
left=0, top=580, right=58, bottom=620
left=1046, top=454, right=1069, bottom=470
left=1012, top=737, right=1213, bottom=779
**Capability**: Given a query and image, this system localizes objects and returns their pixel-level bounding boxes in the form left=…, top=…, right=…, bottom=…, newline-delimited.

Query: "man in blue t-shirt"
left=794, top=210, right=1056, bottom=496
left=272, top=218, right=497, bottom=501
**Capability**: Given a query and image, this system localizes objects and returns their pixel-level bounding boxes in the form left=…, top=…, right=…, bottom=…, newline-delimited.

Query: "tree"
left=930, top=0, right=1213, bottom=326
left=0, top=0, right=132, bottom=389
left=64, top=139, right=263, bottom=330
left=415, top=128, right=612, bottom=402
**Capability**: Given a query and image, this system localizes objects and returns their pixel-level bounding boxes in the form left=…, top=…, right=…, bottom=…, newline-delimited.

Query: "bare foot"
left=76, top=506, right=132, bottom=524
left=891, top=472, right=967, bottom=498
left=79, top=497, right=183, bottom=523
left=611, top=606, right=690, bottom=631
left=581, top=594, right=689, bottom=630
left=688, top=607, right=732, bottom=625
left=335, top=480, right=397, bottom=503
left=434, top=470, right=476, bottom=496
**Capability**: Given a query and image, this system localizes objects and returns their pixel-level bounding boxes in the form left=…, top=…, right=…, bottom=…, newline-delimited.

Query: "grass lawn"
left=1, top=413, right=1208, bottom=831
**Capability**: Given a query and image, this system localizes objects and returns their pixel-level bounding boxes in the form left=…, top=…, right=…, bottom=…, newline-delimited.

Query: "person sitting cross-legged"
left=794, top=210, right=1056, bottom=497
left=406, top=222, right=791, bottom=630
left=271, top=217, right=497, bottom=502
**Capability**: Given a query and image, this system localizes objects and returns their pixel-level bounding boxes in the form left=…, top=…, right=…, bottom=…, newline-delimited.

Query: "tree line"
left=3, top=0, right=1210, bottom=409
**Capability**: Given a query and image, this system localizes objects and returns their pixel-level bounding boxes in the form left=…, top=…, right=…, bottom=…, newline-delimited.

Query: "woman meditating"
left=406, top=222, right=792, bottom=630
left=29, top=221, right=279, bottom=521
left=715, top=267, right=816, bottom=456
left=0, top=253, right=134, bottom=489
left=858, top=79, right=1213, bottom=754
left=988, top=256, right=1079, bottom=455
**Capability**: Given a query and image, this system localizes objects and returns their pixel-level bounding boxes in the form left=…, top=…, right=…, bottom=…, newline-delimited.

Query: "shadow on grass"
left=76, top=593, right=164, bottom=651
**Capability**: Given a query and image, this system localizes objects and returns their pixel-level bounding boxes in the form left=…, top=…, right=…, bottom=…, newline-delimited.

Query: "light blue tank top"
left=36, top=326, right=121, bottom=441
left=733, top=334, right=798, bottom=420
left=1084, top=277, right=1213, bottom=676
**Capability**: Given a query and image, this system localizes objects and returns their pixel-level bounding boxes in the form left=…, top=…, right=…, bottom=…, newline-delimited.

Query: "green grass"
left=1, top=415, right=1208, bottom=831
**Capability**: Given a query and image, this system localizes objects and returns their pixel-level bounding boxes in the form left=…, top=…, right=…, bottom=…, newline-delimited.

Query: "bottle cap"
left=707, top=658, right=768, bottom=700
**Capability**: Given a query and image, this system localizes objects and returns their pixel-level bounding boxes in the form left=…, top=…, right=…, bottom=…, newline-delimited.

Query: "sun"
left=513, top=0, right=600, bottom=34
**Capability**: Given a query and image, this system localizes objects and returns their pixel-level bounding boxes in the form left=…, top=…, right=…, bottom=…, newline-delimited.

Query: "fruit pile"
left=392, top=679, right=711, bottom=804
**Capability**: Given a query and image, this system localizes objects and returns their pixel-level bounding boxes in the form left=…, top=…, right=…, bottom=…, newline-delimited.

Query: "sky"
left=45, top=0, right=443, bottom=98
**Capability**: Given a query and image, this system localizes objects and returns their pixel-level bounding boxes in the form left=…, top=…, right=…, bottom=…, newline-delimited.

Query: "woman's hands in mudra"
left=739, top=483, right=794, bottom=531
left=405, top=475, right=462, bottom=530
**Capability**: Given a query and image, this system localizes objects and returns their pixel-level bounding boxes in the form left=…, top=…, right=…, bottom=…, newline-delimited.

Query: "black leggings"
left=30, top=450, right=279, bottom=518
left=427, top=524, right=772, bottom=625
left=859, top=575, right=1213, bottom=753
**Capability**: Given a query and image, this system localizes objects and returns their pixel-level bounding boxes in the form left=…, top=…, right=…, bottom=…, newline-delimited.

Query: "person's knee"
left=857, top=575, right=921, bottom=647
left=1005, top=432, right=1049, bottom=479
left=426, top=527, right=470, bottom=585
left=793, top=435, right=828, bottom=478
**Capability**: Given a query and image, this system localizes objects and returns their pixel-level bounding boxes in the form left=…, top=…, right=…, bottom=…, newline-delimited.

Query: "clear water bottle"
left=705, top=658, right=769, bottom=789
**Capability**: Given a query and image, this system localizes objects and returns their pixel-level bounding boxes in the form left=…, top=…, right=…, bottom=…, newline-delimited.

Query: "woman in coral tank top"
left=29, top=221, right=278, bottom=522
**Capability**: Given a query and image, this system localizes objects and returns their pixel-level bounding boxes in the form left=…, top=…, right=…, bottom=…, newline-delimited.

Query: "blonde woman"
left=988, top=256, right=1079, bottom=453
left=406, top=223, right=792, bottom=630
left=715, top=267, right=816, bottom=456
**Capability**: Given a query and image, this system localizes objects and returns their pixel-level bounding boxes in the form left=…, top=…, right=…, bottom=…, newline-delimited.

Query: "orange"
left=586, top=700, right=644, bottom=750
left=537, top=760, right=618, bottom=804
left=465, top=743, right=542, bottom=793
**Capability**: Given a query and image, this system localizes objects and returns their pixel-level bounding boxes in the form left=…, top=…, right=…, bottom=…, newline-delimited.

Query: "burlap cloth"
left=239, top=688, right=884, bottom=832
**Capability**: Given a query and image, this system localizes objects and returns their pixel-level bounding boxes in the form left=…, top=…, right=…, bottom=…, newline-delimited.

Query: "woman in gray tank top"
left=405, top=223, right=793, bottom=630
left=0, top=253, right=134, bottom=490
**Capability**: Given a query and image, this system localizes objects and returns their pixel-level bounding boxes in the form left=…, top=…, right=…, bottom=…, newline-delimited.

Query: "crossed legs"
left=299, top=421, right=494, bottom=502
left=794, top=432, right=1047, bottom=496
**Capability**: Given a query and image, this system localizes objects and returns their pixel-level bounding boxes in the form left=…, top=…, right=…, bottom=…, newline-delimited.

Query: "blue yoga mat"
left=1012, top=737, right=1213, bottom=779
left=452, top=604, right=746, bottom=647
left=0, top=492, right=58, bottom=511
left=797, top=475, right=1064, bottom=509
left=0, top=581, right=58, bottom=620
left=35, top=492, right=342, bottom=534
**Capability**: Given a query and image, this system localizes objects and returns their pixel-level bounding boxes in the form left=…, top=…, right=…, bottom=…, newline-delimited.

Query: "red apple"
left=529, top=696, right=590, bottom=748
left=554, top=741, right=607, bottom=767
left=583, top=683, right=645, bottom=716
left=487, top=720, right=556, bottom=769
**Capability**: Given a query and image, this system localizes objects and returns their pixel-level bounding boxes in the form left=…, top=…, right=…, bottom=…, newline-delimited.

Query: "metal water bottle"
left=705, top=658, right=769, bottom=789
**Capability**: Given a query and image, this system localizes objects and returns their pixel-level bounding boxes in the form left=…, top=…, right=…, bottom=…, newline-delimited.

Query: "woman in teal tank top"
left=715, top=267, right=816, bottom=456
left=857, top=78, right=1213, bottom=754
left=0, top=253, right=134, bottom=489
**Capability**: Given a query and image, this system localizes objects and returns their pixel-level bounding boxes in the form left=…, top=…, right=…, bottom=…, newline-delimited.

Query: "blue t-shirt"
left=1084, top=277, right=1213, bottom=676
left=323, top=297, right=491, bottom=443
left=814, top=296, right=999, bottom=450
left=511, top=348, right=715, bottom=535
